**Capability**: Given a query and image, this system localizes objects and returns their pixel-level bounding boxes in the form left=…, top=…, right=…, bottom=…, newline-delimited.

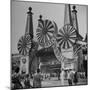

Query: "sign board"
left=62, top=57, right=76, bottom=70
left=20, top=55, right=29, bottom=74
left=64, top=62, right=74, bottom=69
left=61, top=47, right=74, bottom=59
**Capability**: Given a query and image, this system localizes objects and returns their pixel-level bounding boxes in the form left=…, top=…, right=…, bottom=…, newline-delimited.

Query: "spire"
left=72, top=5, right=83, bottom=41
left=64, top=4, right=72, bottom=25
left=38, top=15, right=43, bottom=25
left=37, top=15, right=43, bottom=28
left=25, top=7, right=33, bottom=39
left=38, top=15, right=43, bottom=21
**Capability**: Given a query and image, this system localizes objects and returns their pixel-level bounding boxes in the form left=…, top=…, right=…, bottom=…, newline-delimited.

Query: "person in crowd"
left=64, top=70, right=68, bottom=80
left=33, top=69, right=42, bottom=88
left=57, top=71, right=60, bottom=80
left=48, top=74, right=51, bottom=80
left=12, top=67, right=23, bottom=89
left=24, top=74, right=32, bottom=88
left=67, top=69, right=74, bottom=86
left=73, top=71, right=78, bottom=85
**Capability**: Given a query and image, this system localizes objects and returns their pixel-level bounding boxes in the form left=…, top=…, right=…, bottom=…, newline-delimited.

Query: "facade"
left=11, top=1, right=88, bottom=89
left=36, top=46, right=61, bottom=74
left=12, top=4, right=85, bottom=75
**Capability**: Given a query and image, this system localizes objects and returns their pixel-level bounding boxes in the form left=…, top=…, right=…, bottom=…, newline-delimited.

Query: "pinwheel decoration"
left=36, top=19, right=57, bottom=48
left=17, top=34, right=31, bottom=55
left=56, top=24, right=77, bottom=49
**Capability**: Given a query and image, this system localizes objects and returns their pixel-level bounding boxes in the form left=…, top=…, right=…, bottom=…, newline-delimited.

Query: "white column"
left=60, top=61, right=65, bottom=85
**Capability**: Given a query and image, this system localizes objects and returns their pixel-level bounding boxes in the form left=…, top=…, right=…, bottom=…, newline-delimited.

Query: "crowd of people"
left=11, top=67, right=42, bottom=89
left=11, top=66, right=86, bottom=89
left=67, top=69, right=78, bottom=86
left=61, top=69, right=87, bottom=86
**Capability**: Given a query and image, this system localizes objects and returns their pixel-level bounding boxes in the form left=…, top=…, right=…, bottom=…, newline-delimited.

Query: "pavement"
left=42, top=77, right=87, bottom=87
left=30, top=77, right=87, bottom=88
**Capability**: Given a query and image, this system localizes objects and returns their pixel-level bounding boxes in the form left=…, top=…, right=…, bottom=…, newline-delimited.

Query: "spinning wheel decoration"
left=36, top=19, right=56, bottom=48
left=24, top=34, right=31, bottom=43
left=17, top=34, right=31, bottom=55
left=57, top=24, right=77, bottom=49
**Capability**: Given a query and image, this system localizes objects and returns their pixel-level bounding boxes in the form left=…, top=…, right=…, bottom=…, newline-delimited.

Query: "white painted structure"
left=20, top=55, right=29, bottom=74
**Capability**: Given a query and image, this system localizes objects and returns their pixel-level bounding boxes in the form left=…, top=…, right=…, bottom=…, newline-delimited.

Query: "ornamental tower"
left=72, top=5, right=83, bottom=71
left=64, top=4, right=72, bottom=25
left=72, top=5, right=83, bottom=41
left=25, top=7, right=33, bottom=39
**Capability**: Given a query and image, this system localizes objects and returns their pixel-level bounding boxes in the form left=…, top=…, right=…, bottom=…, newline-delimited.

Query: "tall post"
left=37, top=15, right=43, bottom=70
left=72, top=5, right=83, bottom=41
left=64, top=4, right=72, bottom=25
left=38, top=15, right=43, bottom=26
left=72, top=5, right=83, bottom=71
left=60, top=4, right=73, bottom=85
left=25, top=7, right=34, bottom=75
left=25, top=7, right=33, bottom=39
